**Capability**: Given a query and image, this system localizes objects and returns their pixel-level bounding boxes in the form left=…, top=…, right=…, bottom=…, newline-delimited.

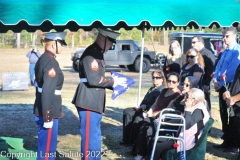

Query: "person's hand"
left=184, top=99, right=192, bottom=111
left=43, top=121, right=53, bottom=128
left=214, top=81, right=221, bottom=91
left=142, top=112, right=148, bottom=118
left=203, top=85, right=210, bottom=93
left=223, top=91, right=230, bottom=100
left=225, top=97, right=235, bottom=106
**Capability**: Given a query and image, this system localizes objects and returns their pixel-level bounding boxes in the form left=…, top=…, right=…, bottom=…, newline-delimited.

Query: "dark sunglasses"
left=187, top=55, right=196, bottom=59
left=167, top=80, right=177, bottom=84
left=191, top=41, right=199, bottom=44
left=183, top=83, right=190, bottom=87
left=152, top=76, right=162, bottom=80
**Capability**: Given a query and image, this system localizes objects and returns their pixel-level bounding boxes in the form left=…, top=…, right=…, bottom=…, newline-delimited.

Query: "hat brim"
left=107, top=37, right=116, bottom=43
left=57, top=40, right=67, bottom=46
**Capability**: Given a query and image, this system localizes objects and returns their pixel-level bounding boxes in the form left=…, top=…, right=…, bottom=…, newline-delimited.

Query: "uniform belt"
left=80, top=78, right=88, bottom=82
left=37, top=87, right=62, bottom=95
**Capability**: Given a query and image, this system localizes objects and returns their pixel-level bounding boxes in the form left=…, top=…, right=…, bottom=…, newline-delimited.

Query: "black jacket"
left=72, top=43, right=114, bottom=113
left=200, top=47, right=216, bottom=86
left=34, top=51, right=64, bottom=122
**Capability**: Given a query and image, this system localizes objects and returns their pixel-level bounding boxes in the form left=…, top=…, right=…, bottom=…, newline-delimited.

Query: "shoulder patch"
left=91, top=59, right=99, bottom=71
left=48, top=68, right=56, bottom=77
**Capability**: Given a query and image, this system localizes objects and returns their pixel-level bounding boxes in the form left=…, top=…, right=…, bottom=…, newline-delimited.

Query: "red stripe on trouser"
left=45, top=128, right=53, bottom=160
left=85, top=111, right=91, bottom=160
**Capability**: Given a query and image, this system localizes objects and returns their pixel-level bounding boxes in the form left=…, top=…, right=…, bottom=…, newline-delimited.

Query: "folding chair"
left=150, top=108, right=186, bottom=160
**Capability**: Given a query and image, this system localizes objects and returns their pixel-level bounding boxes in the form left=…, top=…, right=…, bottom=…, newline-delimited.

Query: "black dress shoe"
left=223, top=147, right=238, bottom=153
left=213, top=142, right=228, bottom=149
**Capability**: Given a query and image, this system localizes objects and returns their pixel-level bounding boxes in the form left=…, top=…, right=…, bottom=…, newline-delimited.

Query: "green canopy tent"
left=0, top=0, right=239, bottom=105
left=0, top=0, right=240, bottom=32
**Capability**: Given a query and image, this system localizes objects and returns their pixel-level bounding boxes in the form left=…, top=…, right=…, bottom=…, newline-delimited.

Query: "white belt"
left=37, top=87, right=62, bottom=95
left=80, top=78, right=88, bottom=82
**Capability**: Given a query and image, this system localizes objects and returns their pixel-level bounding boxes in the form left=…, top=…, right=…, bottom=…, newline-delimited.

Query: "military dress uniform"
left=34, top=51, right=64, bottom=160
left=72, top=42, right=114, bottom=160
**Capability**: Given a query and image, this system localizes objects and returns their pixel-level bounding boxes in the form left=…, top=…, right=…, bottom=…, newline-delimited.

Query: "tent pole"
left=137, top=23, right=145, bottom=106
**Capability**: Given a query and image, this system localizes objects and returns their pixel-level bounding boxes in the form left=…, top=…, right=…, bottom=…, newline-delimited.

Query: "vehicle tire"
left=119, top=65, right=125, bottom=68
left=126, top=64, right=136, bottom=71
left=72, top=62, right=79, bottom=72
left=134, top=57, right=151, bottom=73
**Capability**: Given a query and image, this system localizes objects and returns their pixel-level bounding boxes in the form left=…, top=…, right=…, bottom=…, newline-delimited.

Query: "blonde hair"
left=185, top=48, right=205, bottom=68
left=167, top=40, right=182, bottom=60
left=191, top=88, right=208, bottom=109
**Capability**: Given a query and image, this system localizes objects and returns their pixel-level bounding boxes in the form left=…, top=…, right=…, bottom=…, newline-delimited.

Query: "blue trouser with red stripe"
left=77, top=108, right=102, bottom=160
left=35, top=116, right=58, bottom=160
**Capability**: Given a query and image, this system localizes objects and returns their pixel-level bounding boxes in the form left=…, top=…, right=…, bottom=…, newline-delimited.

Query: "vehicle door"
left=104, top=44, right=118, bottom=62
left=118, top=43, right=133, bottom=63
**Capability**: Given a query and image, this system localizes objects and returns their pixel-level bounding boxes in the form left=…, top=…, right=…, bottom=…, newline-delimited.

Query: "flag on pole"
left=111, top=71, right=135, bottom=100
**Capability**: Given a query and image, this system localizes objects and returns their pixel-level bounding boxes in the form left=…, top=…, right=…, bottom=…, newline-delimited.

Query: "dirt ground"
left=0, top=46, right=238, bottom=160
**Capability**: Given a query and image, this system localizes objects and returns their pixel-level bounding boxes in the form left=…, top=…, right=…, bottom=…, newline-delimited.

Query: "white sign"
left=2, top=72, right=28, bottom=90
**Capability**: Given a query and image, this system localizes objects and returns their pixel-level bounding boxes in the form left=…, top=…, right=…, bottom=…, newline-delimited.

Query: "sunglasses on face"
left=223, top=34, right=233, bottom=38
left=152, top=76, right=162, bottom=80
left=191, top=41, right=199, bottom=44
left=167, top=80, right=177, bottom=84
left=187, top=55, right=196, bottom=59
left=183, top=83, right=190, bottom=87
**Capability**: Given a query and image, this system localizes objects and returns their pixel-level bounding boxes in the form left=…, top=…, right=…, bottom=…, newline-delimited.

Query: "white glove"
left=112, top=76, right=128, bottom=88
left=143, top=112, right=148, bottom=118
left=43, top=121, right=53, bottom=128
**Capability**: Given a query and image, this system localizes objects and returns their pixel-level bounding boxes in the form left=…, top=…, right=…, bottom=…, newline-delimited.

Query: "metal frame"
left=150, top=108, right=186, bottom=160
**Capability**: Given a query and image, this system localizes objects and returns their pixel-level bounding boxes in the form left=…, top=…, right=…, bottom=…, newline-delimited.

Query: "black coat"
left=34, top=51, right=64, bottom=122
left=200, top=47, right=216, bottom=86
left=72, top=43, right=114, bottom=113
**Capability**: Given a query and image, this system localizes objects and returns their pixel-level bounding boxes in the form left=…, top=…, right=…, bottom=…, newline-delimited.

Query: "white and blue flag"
left=111, top=71, right=135, bottom=100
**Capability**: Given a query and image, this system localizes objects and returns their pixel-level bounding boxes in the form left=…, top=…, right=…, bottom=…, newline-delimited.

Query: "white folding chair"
left=150, top=108, right=186, bottom=160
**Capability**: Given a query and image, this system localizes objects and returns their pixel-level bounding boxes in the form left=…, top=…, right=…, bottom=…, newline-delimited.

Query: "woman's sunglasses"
left=152, top=76, right=162, bottom=80
left=187, top=55, right=196, bottom=59
left=183, top=83, right=190, bottom=87
left=167, top=80, right=177, bottom=84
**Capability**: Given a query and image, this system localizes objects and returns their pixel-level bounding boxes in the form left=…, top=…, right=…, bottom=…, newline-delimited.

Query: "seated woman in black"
left=131, top=72, right=181, bottom=158
left=151, top=88, right=210, bottom=160
left=120, top=71, right=167, bottom=145
left=133, top=76, right=198, bottom=160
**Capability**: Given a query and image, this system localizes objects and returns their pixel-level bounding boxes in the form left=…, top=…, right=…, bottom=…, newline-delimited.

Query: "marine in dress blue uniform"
left=34, top=32, right=67, bottom=160
left=72, top=28, right=120, bottom=160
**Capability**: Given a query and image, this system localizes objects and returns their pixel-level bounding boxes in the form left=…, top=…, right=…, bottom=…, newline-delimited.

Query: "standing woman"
left=163, top=40, right=185, bottom=77
left=121, top=70, right=167, bottom=145
left=34, top=32, right=67, bottom=160
left=180, top=48, right=205, bottom=89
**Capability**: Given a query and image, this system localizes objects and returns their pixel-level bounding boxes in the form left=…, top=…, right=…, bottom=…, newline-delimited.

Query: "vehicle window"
left=109, top=45, right=115, bottom=50
left=122, top=45, right=130, bottom=50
